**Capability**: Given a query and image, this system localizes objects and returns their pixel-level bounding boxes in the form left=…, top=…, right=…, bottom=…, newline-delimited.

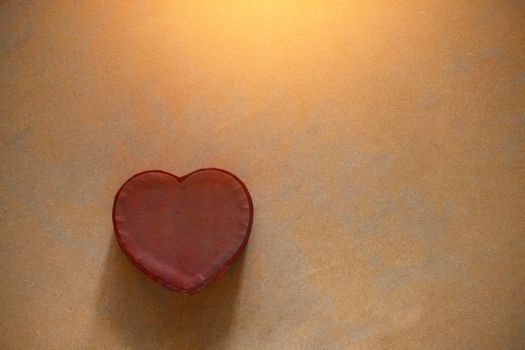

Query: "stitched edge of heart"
left=112, top=168, right=254, bottom=295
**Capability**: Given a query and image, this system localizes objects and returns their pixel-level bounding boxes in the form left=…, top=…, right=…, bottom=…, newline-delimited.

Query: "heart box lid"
left=112, top=169, right=253, bottom=294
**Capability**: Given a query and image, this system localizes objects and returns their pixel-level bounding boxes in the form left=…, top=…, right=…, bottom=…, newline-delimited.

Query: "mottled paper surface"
left=1, top=1, right=524, bottom=349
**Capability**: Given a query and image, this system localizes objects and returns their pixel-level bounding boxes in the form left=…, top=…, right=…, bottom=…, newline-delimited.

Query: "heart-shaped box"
left=112, top=169, right=253, bottom=294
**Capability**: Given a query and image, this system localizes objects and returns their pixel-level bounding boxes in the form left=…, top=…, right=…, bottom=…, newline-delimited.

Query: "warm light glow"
left=121, top=0, right=397, bottom=118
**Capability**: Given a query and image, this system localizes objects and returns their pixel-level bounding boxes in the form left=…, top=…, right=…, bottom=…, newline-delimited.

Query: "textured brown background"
left=1, top=1, right=525, bottom=349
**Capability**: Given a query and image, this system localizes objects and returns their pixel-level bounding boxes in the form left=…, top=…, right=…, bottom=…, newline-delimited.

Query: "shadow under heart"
left=88, top=236, right=245, bottom=349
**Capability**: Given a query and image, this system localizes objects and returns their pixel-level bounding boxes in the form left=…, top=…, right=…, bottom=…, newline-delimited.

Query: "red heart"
left=112, top=169, right=253, bottom=294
